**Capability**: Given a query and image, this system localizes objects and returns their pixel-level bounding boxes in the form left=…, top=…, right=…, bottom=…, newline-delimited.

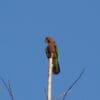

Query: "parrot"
left=45, top=36, right=60, bottom=75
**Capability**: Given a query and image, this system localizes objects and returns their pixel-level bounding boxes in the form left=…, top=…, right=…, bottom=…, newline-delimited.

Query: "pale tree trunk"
left=47, top=54, right=53, bottom=100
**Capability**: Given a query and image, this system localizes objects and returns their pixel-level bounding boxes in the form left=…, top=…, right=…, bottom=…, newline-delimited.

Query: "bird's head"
left=45, top=36, right=55, bottom=44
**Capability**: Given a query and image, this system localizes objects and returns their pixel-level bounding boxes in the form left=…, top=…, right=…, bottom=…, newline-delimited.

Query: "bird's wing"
left=55, top=45, right=59, bottom=59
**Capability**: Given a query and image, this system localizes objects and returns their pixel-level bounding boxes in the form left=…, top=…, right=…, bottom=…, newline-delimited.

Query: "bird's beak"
left=45, top=37, right=48, bottom=43
left=45, top=39, right=47, bottom=43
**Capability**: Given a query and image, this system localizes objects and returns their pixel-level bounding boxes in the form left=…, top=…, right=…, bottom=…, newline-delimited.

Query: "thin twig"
left=55, top=68, right=85, bottom=100
left=0, top=77, right=14, bottom=100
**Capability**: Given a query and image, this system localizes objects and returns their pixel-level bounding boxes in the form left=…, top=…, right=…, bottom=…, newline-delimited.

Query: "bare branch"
left=55, top=68, right=85, bottom=100
left=0, top=77, right=14, bottom=100
left=48, top=55, right=53, bottom=100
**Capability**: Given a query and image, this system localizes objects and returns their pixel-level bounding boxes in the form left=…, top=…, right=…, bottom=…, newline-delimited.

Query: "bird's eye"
left=47, top=40, right=50, bottom=43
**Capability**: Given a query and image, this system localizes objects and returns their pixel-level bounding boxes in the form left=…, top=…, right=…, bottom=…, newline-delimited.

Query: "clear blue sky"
left=0, top=0, right=100, bottom=100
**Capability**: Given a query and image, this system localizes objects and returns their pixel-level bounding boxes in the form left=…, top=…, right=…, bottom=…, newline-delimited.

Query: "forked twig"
left=55, top=68, right=85, bottom=100
left=0, top=77, right=14, bottom=100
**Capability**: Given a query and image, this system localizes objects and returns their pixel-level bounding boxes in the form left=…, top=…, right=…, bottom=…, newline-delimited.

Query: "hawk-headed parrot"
left=45, top=36, right=60, bottom=75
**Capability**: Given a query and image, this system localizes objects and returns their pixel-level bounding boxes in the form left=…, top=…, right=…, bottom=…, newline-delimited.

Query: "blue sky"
left=0, top=0, right=100, bottom=100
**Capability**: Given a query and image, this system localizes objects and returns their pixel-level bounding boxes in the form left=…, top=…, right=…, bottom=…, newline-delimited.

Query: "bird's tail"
left=52, top=59, right=60, bottom=75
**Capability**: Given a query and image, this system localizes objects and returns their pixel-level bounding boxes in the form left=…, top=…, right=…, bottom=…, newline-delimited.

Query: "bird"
left=45, top=36, right=60, bottom=75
